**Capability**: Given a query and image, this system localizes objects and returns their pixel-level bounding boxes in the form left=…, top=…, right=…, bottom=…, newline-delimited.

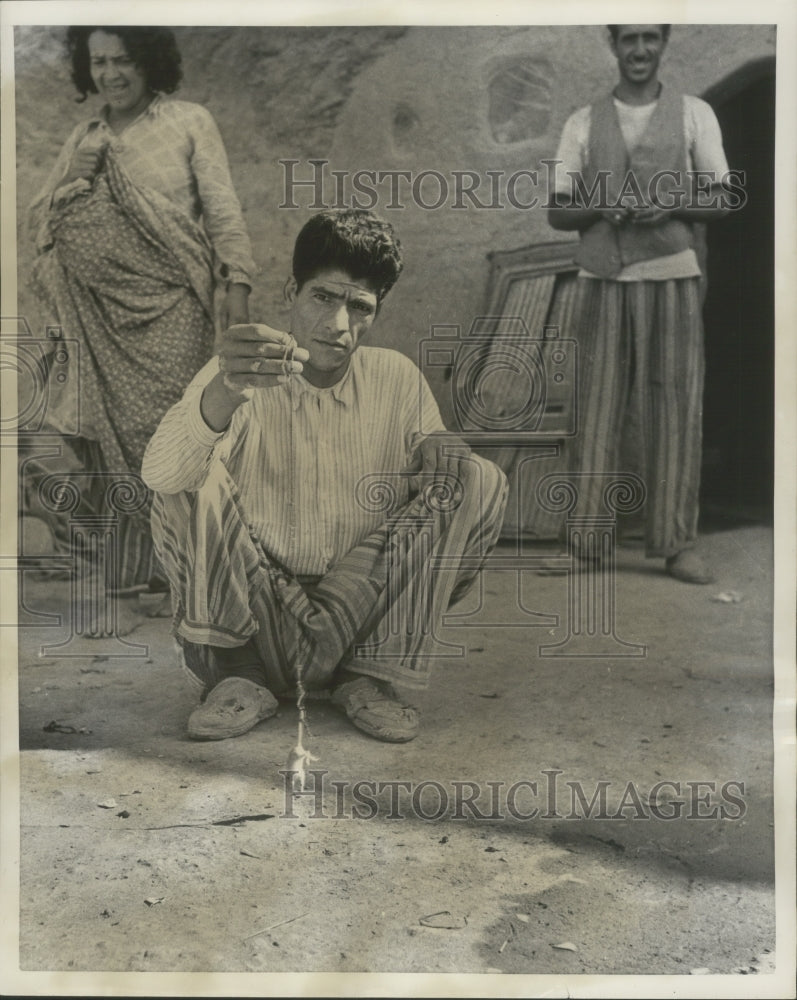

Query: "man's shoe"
left=331, top=675, right=420, bottom=743
left=665, top=550, right=715, bottom=585
left=187, top=677, right=278, bottom=740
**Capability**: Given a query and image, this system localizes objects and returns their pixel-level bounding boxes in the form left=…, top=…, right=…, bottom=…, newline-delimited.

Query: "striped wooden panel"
left=546, top=272, right=581, bottom=339
left=511, top=272, right=577, bottom=538
left=476, top=274, right=557, bottom=427
left=485, top=271, right=576, bottom=540
left=476, top=245, right=581, bottom=539
left=502, top=273, right=557, bottom=338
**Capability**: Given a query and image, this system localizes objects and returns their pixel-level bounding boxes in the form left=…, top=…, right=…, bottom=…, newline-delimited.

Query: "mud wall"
left=14, top=24, right=775, bottom=424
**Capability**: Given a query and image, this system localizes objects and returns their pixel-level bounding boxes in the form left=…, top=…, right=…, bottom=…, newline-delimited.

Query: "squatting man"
left=143, top=209, right=508, bottom=743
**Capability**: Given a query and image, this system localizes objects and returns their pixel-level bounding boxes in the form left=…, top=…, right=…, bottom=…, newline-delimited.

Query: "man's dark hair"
left=607, top=24, right=671, bottom=42
left=66, top=26, right=183, bottom=102
left=292, top=209, right=404, bottom=303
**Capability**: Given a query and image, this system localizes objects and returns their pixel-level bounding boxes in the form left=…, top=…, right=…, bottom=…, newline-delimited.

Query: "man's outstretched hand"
left=201, top=324, right=310, bottom=432
left=217, top=323, right=309, bottom=390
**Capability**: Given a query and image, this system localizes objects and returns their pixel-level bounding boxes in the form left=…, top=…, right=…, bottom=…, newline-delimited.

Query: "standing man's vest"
left=573, top=86, right=693, bottom=279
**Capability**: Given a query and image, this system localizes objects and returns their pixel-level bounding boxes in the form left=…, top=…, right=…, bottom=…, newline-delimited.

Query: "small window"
left=488, top=59, right=552, bottom=144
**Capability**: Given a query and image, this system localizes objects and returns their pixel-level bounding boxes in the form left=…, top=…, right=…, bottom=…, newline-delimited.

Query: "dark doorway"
left=701, top=60, right=776, bottom=522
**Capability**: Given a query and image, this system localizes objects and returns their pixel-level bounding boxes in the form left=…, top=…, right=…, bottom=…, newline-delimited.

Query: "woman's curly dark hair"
left=66, top=26, right=183, bottom=101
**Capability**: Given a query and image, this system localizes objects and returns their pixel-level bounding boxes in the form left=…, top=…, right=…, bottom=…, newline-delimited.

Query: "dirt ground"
left=10, top=522, right=786, bottom=991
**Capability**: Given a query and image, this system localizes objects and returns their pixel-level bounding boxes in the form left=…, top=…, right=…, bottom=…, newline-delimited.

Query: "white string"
left=286, top=662, right=318, bottom=791
left=281, top=341, right=319, bottom=791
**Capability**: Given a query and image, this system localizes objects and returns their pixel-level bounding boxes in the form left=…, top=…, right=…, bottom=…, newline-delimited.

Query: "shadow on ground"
left=12, top=525, right=777, bottom=978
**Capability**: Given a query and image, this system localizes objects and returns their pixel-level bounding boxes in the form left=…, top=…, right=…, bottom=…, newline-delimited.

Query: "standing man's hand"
left=598, top=203, right=671, bottom=228
left=219, top=282, right=251, bottom=330
left=627, top=202, right=670, bottom=226
left=599, top=206, right=631, bottom=227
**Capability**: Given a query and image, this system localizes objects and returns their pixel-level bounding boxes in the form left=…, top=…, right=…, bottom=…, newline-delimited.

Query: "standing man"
left=143, top=209, right=507, bottom=742
left=548, top=24, right=732, bottom=583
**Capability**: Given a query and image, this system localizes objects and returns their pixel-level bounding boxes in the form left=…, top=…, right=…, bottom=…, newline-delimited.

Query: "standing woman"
left=28, top=26, right=256, bottom=589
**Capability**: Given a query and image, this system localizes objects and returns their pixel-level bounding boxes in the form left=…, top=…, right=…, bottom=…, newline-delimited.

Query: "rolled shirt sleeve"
left=550, top=106, right=590, bottom=201
left=685, top=95, right=731, bottom=180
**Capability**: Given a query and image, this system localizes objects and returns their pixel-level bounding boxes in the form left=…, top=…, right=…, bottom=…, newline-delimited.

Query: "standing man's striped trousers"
left=572, top=276, right=705, bottom=559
